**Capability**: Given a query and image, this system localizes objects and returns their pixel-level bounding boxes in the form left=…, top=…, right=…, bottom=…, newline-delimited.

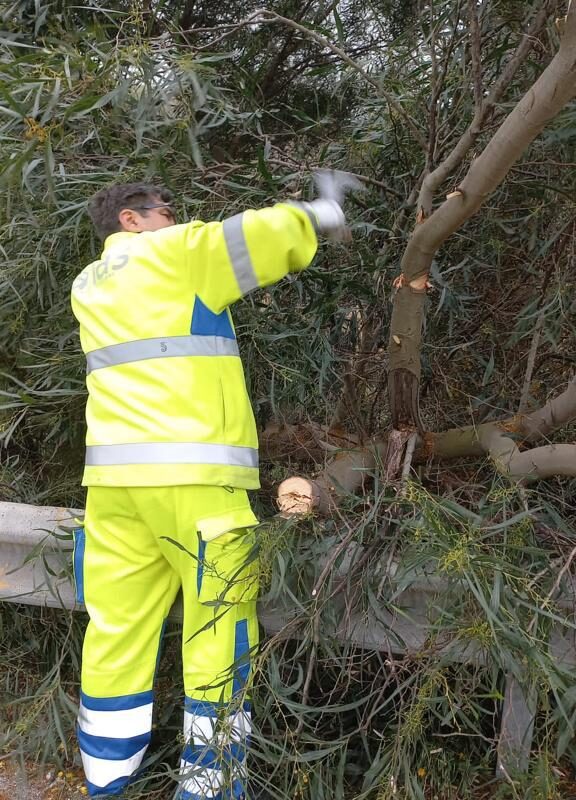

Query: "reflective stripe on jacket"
left=71, top=203, right=318, bottom=487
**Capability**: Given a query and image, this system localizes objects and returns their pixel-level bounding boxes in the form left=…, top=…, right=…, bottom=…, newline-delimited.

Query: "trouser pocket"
left=72, top=526, right=86, bottom=604
left=196, top=509, right=259, bottom=606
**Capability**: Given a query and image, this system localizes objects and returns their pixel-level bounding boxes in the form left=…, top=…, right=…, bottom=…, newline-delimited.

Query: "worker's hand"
left=301, top=198, right=350, bottom=242
left=314, top=170, right=363, bottom=206
left=307, top=169, right=363, bottom=241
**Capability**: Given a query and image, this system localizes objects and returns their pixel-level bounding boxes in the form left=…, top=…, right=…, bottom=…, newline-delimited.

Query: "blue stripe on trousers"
left=80, top=690, right=154, bottom=711
left=197, top=537, right=206, bottom=596
left=78, top=728, right=151, bottom=760
left=86, top=774, right=135, bottom=797
left=184, top=697, right=251, bottom=716
left=73, top=527, right=86, bottom=604
left=232, top=618, right=250, bottom=696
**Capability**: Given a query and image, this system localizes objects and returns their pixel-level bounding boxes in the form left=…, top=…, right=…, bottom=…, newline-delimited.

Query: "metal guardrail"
left=0, top=501, right=79, bottom=609
left=1, top=500, right=572, bottom=777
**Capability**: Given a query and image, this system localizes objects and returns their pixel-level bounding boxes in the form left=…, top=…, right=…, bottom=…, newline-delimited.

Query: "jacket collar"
left=103, top=231, right=138, bottom=250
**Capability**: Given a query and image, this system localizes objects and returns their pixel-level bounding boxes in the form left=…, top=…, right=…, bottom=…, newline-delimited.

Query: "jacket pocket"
left=197, top=508, right=259, bottom=605
left=72, top=526, right=86, bottom=604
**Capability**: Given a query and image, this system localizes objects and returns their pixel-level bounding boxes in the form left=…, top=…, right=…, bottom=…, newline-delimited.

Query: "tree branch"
left=427, top=374, right=576, bottom=459
left=478, top=425, right=576, bottom=480
left=521, top=374, right=576, bottom=442
left=388, top=4, right=576, bottom=430
left=467, top=0, right=483, bottom=112
left=418, top=1, right=556, bottom=216
left=199, top=8, right=428, bottom=151
left=276, top=445, right=383, bottom=515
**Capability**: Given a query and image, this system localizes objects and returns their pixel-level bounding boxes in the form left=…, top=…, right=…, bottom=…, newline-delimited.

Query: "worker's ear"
left=118, top=207, right=142, bottom=232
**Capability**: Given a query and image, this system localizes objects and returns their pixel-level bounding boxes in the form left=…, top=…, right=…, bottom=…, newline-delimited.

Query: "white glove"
left=306, top=169, right=363, bottom=241
left=314, top=169, right=363, bottom=205
left=301, top=198, right=349, bottom=242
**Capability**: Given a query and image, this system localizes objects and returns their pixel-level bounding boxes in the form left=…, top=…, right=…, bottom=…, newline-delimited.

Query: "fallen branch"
left=274, top=373, right=576, bottom=513
left=478, top=425, right=576, bottom=481
left=276, top=445, right=382, bottom=515
left=428, top=374, right=576, bottom=459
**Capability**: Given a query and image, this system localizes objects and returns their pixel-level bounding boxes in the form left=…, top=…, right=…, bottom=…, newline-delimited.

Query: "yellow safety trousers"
left=74, top=485, right=259, bottom=798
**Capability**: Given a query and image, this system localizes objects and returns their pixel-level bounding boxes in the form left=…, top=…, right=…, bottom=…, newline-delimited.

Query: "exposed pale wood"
left=276, top=476, right=326, bottom=515
left=277, top=446, right=380, bottom=514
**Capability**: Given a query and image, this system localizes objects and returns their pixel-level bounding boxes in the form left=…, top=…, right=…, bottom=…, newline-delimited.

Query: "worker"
left=70, top=178, right=353, bottom=798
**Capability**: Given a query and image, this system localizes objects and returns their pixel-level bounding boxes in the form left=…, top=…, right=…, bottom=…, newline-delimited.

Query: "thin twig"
left=197, top=8, right=428, bottom=151
left=426, top=0, right=439, bottom=170
left=526, top=546, right=576, bottom=638
left=467, top=0, right=483, bottom=111
left=418, top=0, right=554, bottom=213
left=518, top=217, right=573, bottom=412
left=266, top=154, right=403, bottom=198
left=518, top=309, right=545, bottom=413
left=429, top=0, right=465, bottom=166
left=188, top=10, right=264, bottom=49
left=295, top=612, right=320, bottom=736
left=311, top=516, right=358, bottom=598
left=543, top=546, right=576, bottom=606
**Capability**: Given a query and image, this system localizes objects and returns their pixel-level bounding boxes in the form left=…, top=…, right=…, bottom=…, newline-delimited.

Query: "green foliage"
left=0, top=1, right=575, bottom=798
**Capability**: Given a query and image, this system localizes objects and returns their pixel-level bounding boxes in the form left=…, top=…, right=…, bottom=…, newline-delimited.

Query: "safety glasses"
left=130, top=203, right=176, bottom=221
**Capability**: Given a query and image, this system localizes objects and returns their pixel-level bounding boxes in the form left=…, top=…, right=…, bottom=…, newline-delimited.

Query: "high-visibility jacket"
left=71, top=203, right=318, bottom=488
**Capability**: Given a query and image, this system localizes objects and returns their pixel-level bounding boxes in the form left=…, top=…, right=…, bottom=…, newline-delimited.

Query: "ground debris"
left=0, top=760, right=86, bottom=800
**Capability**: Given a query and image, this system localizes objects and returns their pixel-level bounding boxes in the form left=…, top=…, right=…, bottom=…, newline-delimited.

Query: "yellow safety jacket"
left=71, top=203, right=318, bottom=488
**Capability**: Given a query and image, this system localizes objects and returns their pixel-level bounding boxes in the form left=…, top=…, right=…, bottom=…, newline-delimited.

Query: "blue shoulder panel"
left=191, top=296, right=235, bottom=339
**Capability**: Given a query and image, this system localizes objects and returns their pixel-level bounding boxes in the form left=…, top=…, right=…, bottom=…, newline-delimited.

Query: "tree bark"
left=478, top=426, right=576, bottom=481
left=429, top=375, right=576, bottom=458
left=387, top=6, right=576, bottom=431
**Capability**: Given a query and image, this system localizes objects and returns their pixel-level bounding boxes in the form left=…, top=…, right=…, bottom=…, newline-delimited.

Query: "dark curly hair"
left=88, top=182, right=174, bottom=240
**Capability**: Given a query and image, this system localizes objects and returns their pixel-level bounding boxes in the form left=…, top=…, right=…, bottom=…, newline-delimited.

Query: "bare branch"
left=518, top=311, right=544, bottom=414
left=427, top=374, right=576, bottom=460
left=418, top=1, right=556, bottom=215
left=467, top=0, right=483, bottom=112
left=267, top=153, right=403, bottom=199
left=521, top=375, right=576, bottom=442
left=478, top=425, right=576, bottom=480
left=184, top=10, right=263, bottom=48
left=198, top=8, right=428, bottom=151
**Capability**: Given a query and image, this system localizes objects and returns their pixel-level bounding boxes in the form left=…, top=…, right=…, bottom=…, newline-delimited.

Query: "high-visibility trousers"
left=73, top=485, right=260, bottom=798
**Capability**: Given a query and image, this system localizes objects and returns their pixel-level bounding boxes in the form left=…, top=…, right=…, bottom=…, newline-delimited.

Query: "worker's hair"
left=88, top=182, right=174, bottom=240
